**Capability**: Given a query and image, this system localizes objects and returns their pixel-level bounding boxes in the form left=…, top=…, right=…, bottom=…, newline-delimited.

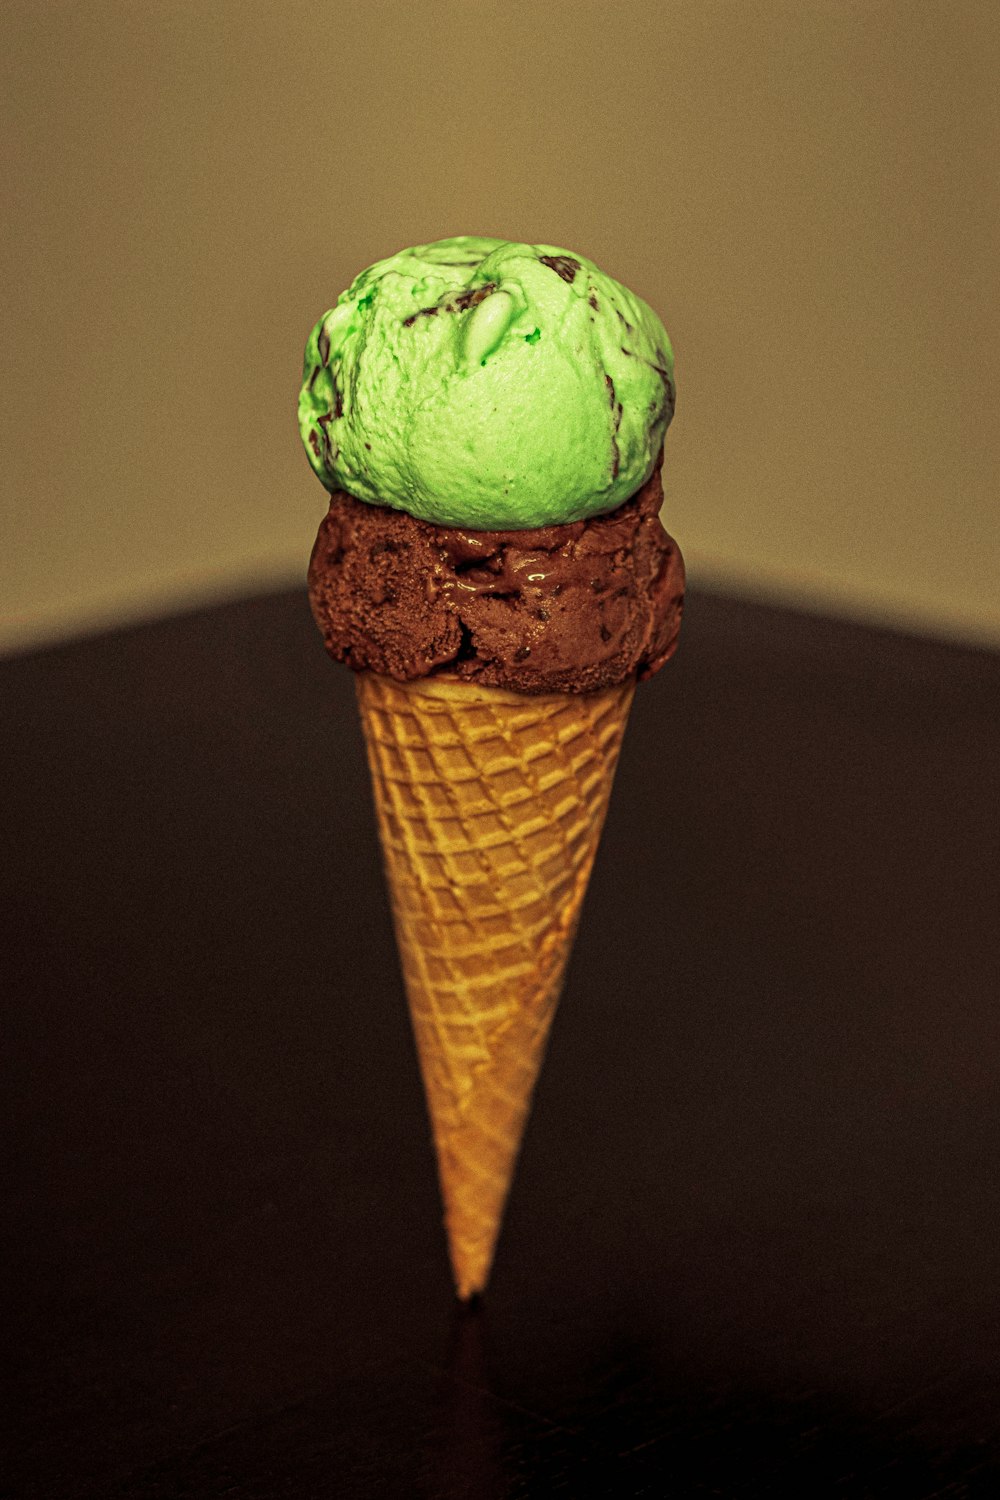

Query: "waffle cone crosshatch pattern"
left=355, top=673, right=635, bottom=1296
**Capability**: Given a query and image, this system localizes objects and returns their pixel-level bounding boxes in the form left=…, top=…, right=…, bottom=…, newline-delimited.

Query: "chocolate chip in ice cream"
left=538, top=254, right=580, bottom=284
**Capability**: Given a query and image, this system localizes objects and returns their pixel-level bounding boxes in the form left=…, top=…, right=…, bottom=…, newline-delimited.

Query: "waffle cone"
left=355, top=671, right=634, bottom=1298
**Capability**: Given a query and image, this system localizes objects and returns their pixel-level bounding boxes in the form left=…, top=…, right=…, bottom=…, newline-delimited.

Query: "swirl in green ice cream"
left=299, top=237, right=675, bottom=530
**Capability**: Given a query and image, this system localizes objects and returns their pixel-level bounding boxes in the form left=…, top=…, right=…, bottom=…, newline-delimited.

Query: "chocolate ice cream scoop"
left=308, top=458, right=683, bottom=696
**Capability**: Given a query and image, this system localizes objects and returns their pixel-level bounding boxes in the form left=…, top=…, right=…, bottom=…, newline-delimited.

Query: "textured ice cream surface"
left=299, top=237, right=675, bottom=530
left=308, top=460, right=684, bottom=696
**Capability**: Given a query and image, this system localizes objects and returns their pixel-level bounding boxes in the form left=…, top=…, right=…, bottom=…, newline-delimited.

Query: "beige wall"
left=2, top=0, right=997, bottom=653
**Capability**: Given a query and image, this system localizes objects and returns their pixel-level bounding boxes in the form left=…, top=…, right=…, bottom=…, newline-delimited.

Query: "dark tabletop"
left=3, top=588, right=1000, bottom=1498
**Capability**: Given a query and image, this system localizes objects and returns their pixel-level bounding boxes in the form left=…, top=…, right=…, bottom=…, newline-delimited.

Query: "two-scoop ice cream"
left=300, top=236, right=685, bottom=1298
left=301, top=236, right=683, bottom=693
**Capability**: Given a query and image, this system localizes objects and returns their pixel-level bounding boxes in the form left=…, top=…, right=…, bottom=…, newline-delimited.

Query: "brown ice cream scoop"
left=308, top=459, right=684, bottom=696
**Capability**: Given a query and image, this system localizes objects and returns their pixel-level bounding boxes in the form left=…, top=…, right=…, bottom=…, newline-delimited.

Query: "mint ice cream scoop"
left=299, top=237, right=675, bottom=530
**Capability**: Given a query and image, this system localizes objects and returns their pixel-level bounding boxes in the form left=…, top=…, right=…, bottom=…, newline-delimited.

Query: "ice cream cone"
left=355, top=671, right=634, bottom=1298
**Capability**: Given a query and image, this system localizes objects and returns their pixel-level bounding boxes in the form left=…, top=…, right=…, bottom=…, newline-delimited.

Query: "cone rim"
left=355, top=669, right=638, bottom=709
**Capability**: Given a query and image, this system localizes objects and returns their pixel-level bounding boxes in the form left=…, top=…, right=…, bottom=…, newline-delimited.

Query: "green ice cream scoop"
left=298, top=236, right=675, bottom=530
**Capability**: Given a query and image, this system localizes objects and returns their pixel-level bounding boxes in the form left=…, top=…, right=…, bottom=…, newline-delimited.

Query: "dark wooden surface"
left=4, top=588, right=1000, bottom=1498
